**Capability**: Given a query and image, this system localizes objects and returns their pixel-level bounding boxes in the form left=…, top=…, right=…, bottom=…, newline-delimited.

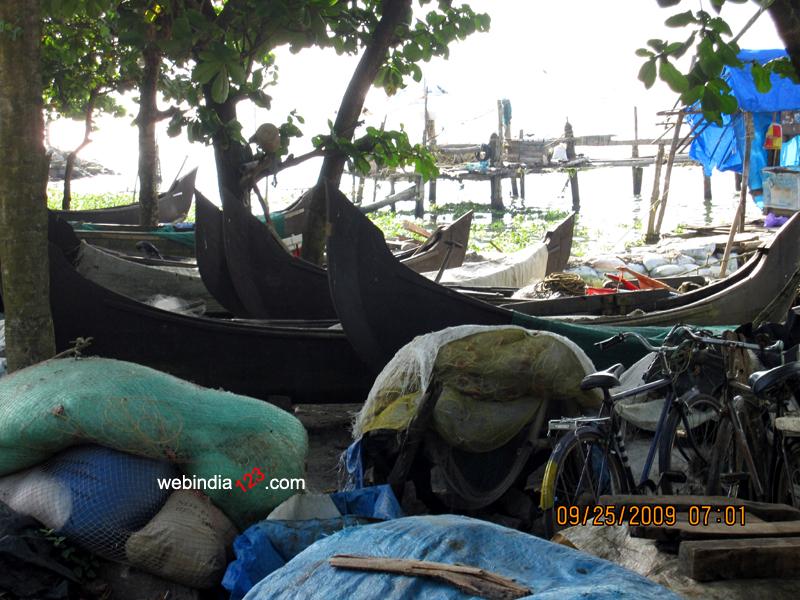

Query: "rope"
left=534, top=272, right=586, bottom=296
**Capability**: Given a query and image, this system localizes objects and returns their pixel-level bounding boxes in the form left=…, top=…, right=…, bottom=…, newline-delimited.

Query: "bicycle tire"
left=706, top=397, right=768, bottom=500
left=658, top=392, right=722, bottom=495
left=774, top=441, right=800, bottom=508
left=540, top=427, right=629, bottom=539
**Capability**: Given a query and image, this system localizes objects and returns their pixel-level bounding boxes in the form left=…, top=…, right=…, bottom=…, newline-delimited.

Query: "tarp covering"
left=689, top=49, right=800, bottom=191
left=355, top=325, right=601, bottom=451
left=224, top=486, right=402, bottom=600
left=242, top=515, right=680, bottom=599
left=424, top=242, right=549, bottom=288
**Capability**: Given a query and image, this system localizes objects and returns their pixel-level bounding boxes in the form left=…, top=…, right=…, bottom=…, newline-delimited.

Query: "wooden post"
left=428, top=178, right=437, bottom=205
left=390, top=178, right=396, bottom=211
left=519, top=170, right=526, bottom=200
left=734, top=172, right=742, bottom=191
left=510, top=176, right=519, bottom=198
left=632, top=106, right=643, bottom=196
left=704, top=175, right=713, bottom=200
left=646, top=144, right=665, bottom=243
left=497, top=100, right=504, bottom=158
left=719, top=112, right=753, bottom=279
left=654, top=111, right=685, bottom=237
left=490, top=175, right=503, bottom=210
left=414, top=175, right=424, bottom=218
left=564, top=119, right=580, bottom=212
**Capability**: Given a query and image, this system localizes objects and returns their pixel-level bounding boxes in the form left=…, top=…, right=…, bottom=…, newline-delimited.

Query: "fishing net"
left=0, top=357, right=308, bottom=529
left=355, top=325, right=602, bottom=452
left=0, top=445, right=237, bottom=588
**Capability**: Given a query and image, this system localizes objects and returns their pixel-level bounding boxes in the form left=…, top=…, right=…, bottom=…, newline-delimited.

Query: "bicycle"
left=539, top=326, right=782, bottom=537
left=707, top=360, right=800, bottom=507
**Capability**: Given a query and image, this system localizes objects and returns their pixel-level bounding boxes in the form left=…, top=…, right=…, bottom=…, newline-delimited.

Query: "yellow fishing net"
left=356, top=325, right=601, bottom=452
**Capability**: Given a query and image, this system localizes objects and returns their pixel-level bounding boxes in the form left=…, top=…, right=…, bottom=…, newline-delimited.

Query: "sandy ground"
left=292, top=403, right=362, bottom=493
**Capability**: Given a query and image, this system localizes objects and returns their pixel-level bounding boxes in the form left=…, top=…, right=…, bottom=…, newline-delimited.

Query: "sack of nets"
left=354, top=325, right=602, bottom=453
left=0, top=357, right=308, bottom=528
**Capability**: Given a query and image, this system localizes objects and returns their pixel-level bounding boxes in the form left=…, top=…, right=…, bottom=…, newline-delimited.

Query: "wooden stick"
left=329, top=555, right=532, bottom=600
left=719, top=112, right=753, bottom=278
left=645, top=144, right=665, bottom=243
left=654, top=111, right=685, bottom=236
left=403, top=220, right=431, bottom=239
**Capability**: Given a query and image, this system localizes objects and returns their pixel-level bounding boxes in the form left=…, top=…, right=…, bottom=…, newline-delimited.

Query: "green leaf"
left=709, top=17, right=732, bottom=37
left=751, top=62, right=772, bottom=93
left=647, top=39, right=666, bottom=52
left=638, top=59, right=657, bottom=89
left=665, top=11, right=696, bottom=28
left=193, top=61, right=220, bottom=84
left=698, top=36, right=723, bottom=78
left=211, top=69, right=229, bottom=103
left=659, top=59, right=689, bottom=93
left=636, top=48, right=654, bottom=58
left=404, top=43, right=422, bottom=61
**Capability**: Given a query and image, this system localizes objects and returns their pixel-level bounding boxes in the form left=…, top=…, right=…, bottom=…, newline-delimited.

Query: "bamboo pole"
left=719, top=112, right=753, bottom=279
left=654, top=111, right=685, bottom=237
left=646, top=144, right=666, bottom=243
left=632, top=106, right=643, bottom=195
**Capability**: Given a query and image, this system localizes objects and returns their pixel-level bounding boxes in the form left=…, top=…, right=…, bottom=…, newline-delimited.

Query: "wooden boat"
left=54, top=168, right=197, bottom=225
left=48, top=211, right=225, bottom=313
left=211, top=188, right=474, bottom=319
left=195, top=191, right=252, bottom=317
left=326, top=184, right=800, bottom=372
left=44, top=238, right=373, bottom=404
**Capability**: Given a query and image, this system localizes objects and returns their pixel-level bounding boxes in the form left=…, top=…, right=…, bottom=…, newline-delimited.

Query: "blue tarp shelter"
left=689, top=49, right=800, bottom=195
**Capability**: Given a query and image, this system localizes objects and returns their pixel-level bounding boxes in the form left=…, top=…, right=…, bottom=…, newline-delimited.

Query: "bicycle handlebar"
left=594, top=325, right=784, bottom=356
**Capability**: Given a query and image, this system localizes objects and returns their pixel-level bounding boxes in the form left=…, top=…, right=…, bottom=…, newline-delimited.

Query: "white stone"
left=567, top=266, right=601, bottom=282
left=590, top=256, right=626, bottom=271
left=696, top=267, right=714, bottom=277
left=625, top=263, right=647, bottom=274
left=642, top=254, right=668, bottom=271
left=650, top=263, right=689, bottom=278
left=673, top=253, right=696, bottom=266
left=673, top=242, right=716, bottom=261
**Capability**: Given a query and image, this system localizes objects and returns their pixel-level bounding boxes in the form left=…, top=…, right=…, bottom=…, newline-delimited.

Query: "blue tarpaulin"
left=689, top=49, right=800, bottom=193
left=242, top=515, right=680, bottom=599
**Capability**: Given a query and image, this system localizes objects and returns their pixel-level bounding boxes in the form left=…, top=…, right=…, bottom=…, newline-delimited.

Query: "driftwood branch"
left=241, top=147, right=325, bottom=189
left=329, top=554, right=531, bottom=600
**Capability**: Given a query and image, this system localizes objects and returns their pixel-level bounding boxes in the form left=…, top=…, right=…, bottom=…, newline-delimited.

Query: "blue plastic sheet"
left=243, top=515, right=679, bottom=599
left=223, top=516, right=367, bottom=600
left=689, top=49, right=800, bottom=192
left=223, top=485, right=403, bottom=599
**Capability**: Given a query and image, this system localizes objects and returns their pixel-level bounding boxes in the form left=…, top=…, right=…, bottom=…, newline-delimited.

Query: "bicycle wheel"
left=658, top=392, right=722, bottom=495
left=706, top=397, right=768, bottom=499
left=540, top=428, right=629, bottom=538
left=774, top=441, right=800, bottom=508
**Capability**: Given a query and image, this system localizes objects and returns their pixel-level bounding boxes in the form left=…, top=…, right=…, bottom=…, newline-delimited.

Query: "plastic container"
left=763, top=167, right=800, bottom=214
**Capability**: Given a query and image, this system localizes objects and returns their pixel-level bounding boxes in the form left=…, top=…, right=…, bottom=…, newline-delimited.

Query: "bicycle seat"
left=749, top=362, right=800, bottom=398
left=580, top=363, right=625, bottom=391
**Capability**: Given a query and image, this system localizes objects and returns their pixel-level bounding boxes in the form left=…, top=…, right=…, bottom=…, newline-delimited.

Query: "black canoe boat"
left=326, top=184, right=800, bottom=371
left=205, top=189, right=474, bottom=319
left=45, top=232, right=372, bottom=404
left=54, top=168, right=197, bottom=225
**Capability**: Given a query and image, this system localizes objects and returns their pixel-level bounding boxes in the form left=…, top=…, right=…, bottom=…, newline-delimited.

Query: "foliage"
left=46, top=189, right=134, bottom=211
left=368, top=204, right=568, bottom=254
left=641, top=0, right=794, bottom=124
left=40, top=11, right=134, bottom=123
left=40, top=528, right=100, bottom=582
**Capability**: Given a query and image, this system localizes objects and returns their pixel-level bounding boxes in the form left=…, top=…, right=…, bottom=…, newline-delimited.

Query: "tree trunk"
left=768, top=1, right=800, bottom=77
left=301, top=0, right=412, bottom=265
left=62, top=92, right=96, bottom=210
left=0, top=1, right=56, bottom=371
left=137, top=38, right=161, bottom=229
left=205, top=92, right=251, bottom=204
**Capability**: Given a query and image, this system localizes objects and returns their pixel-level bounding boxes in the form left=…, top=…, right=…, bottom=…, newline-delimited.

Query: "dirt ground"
left=292, top=403, right=362, bottom=493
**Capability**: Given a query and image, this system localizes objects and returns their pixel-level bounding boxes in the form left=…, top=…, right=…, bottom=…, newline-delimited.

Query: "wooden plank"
left=598, top=494, right=800, bottom=522
left=630, top=519, right=800, bottom=542
left=359, top=186, right=416, bottom=213
left=678, top=537, right=800, bottom=581
left=329, top=554, right=532, bottom=600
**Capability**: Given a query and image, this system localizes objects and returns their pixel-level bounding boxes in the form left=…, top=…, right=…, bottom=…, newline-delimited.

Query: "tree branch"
left=240, top=147, right=325, bottom=188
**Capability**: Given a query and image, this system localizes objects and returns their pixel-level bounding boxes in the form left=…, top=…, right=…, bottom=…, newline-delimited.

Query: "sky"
left=51, top=0, right=785, bottom=207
